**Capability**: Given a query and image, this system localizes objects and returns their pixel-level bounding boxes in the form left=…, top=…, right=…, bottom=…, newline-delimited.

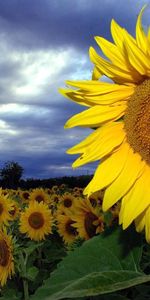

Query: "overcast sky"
left=0, top=0, right=148, bottom=179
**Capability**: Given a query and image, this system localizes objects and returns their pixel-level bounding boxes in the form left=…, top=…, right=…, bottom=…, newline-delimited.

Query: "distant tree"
left=0, top=161, right=24, bottom=188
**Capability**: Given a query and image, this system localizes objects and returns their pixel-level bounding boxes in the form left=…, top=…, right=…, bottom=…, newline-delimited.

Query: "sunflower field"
left=0, top=184, right=149, bottom=300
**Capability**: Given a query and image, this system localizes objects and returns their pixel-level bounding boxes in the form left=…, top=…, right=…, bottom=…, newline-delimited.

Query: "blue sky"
left=0, top=0, right=148, bottom=178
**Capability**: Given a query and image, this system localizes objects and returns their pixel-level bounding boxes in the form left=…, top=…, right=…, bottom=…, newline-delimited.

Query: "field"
left=0, top=185, right=149, bottom=300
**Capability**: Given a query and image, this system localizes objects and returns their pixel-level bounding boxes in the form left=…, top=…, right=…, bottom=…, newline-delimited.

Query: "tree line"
left=0, top=161, right=93, bottom=189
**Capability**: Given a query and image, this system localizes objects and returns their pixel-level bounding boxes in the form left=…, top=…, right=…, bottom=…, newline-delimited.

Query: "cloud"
left=0, top=0, right=149, bottom=178
left=0, top=0, right=148, bottom=51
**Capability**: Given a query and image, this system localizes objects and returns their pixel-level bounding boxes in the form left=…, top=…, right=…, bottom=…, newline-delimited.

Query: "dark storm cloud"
left=0, top=0, right=148, bottom=179
left=0, top=0, right=147, bottom=51
left=0, top=124, right=94, bottom=178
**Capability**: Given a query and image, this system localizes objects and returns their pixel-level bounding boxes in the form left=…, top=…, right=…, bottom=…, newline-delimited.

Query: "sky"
left=0, top=0, right=148, bottom=179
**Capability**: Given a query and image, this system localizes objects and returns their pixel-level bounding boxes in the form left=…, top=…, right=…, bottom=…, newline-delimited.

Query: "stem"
left=23, top=279, right=29, bottom=300
left=38, top=246, right=42, bottom=268
left=19, top=252, right=29, bottom=300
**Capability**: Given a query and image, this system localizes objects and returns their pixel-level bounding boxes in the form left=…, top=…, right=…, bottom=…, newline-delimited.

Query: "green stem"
left=19, top=252, right=29, bottom=300
left=23, top=278, right=29, bottom=300
left=38, top=246, right=42, bottom=268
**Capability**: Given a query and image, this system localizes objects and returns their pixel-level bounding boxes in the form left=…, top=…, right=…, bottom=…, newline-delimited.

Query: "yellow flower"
left=59, top=193, right=75, bottom=210
left=20, top=190, right=30, bottom=204
left=51, top=185, right=59, bottom=193
left=0, top=191, right=14, bottom=226
left=70, top=198, right=104, bottom=240
left=19, top=201, right=53, bottom=241
left=56, top=213, right=78, bottom=244
left=29, top=188, right=51, bottom=205
left=60, top=6, right=150, bottom=242
left=9, top=200, right=20, bottom=221
left=0, top=228, right=15, bottom=286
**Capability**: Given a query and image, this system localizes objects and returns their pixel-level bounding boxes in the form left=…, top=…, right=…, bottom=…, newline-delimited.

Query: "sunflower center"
left=28, top=212, right=44, bottom=229
left=65, top=220, right=77, bottom=236
left=35, top=195, right=44, bottom=203
left=23, top=192, right=29, bottom=200
left=63, top=198, right=72, bottom=208
left=124, top=79, right=150, bottom=164
left=0, top=203, right=4, bottom=215
left=84, top=212, right=97, bottom=238
left=0, top=240, right=9, bottom=267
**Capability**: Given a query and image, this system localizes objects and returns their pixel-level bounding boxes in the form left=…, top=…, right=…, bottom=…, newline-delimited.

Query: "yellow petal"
left=111, top=19, right=124, bottom=50
left=103, top=148, right=145, bottom=211
left=92, top=66, right=103, bottom=80
left=121, top=165, right=150, bottom=229
left=95, top=36, right=139, bottom=78
left=72, top=122, right=125, bottom=167
left=145, top=207, right=150, bottom=243
left=136, top=5, right=148, bottom=53
left=67, top=121, right=124, bottom=154
left=135, top=211, right=145, bottom=233
left=63, top=80, right=135, bottom=105
left=65, top=80, right=126, bottom=91
left=64, top=103, right=126, bottom=128
left=83, top=143, right=129, bottom=197
left=123, top=29, right=150, bottom=75
left=95, top=36, right=125, bottom=64
left=89, top=47, right=141, bottom=84
left=59, top=88, right=90, bottom=107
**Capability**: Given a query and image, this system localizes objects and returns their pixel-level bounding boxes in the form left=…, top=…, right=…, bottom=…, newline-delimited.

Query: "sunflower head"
left=51, top=185, right=59, bottom=193
left=0, top=193, right=14, bottom=226
left=0, top=229, right=14, bottom=286
left=58, top=193, right=75, bottom=212
left=9, top=200, right=20, bottom=221
left=29, top=188, right=51, bottom=205
left=70, top=198, right=104, bottom=240
left=60, top=6, right=150, bottom=243
left=19, top=201, right=53, bottom=241
left=56, top=213, right=78, bottom=244
left=20, top=190, right=30, bottom=204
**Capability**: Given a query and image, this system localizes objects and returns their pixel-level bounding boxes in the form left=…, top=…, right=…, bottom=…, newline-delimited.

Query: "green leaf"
left=23, top=241, right=43, bottom=257
left=94, top=295, right=130, bottom=300
left=26, top=266, right=39, bottom=281
left=31, top=226, right=150, bottom=300
left=0, top=288, right=22, bottom=300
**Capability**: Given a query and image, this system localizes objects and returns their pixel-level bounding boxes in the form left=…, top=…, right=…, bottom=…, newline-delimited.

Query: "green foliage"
left=2, top=185, right=150, bottom=300
left=31, top=226, right=150, bottom=300
left=0, top=160, right=24, bottom=188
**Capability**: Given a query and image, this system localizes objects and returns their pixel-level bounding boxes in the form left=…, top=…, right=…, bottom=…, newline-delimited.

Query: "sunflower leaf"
left=31, top=226, right=150, bottom=300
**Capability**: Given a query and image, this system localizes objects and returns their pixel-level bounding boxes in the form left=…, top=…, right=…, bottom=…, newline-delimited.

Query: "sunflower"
left=71, top=198, right=104, bottom=240
left=9, top=200, right=20, bottom=221
left=0, top=228, right=15, bottom=286
left=19, top=201, right=53, bottom=241
left=51, top=185, right=59, bottom=193
left=0, top=191, right=14, bottom=226
left=60, top=6, right=150, bottom=241
left=1, top=189, right=9, bottom=196
left=29, top=188, right=51, bottom=205
left=56, top=213, right=78, bottom=244
left=59, top=193, right=75, bottom=209
left=20, top=190, right=30, bottom=204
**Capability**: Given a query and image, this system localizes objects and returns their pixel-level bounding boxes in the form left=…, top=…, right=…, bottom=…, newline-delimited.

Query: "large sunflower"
left=60, top=6, right=150, bottom=242
left=0, top=228, right=14, bottom=286
left=19, top=201, right=53, bottom=241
